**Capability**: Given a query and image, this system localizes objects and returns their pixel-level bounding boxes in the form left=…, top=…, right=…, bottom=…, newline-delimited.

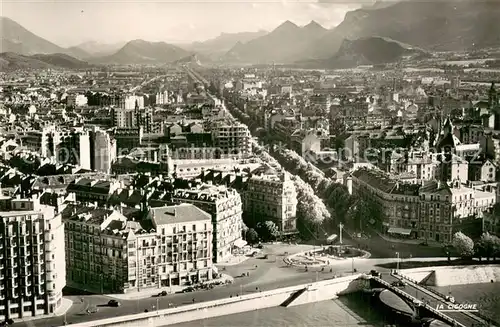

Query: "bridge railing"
left=396, top=272, right=498, bottom=327
left=372, top=276, right=467, bottom=327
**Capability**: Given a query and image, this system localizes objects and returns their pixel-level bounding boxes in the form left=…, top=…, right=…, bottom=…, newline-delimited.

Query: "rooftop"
left=150, top=203, right=211, bottom=225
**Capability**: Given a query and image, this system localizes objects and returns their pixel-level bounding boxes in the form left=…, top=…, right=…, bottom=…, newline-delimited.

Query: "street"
left=13, top=243, right=454, bottom=327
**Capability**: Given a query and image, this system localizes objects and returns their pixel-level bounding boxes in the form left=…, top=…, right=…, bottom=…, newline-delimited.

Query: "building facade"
left=351, top=168, right=496, bottom=242
left=63, top=204, right=213, bottom=294
left=243, top=172, right=298, bottom=235
left=209, top=119, right=252, bottom=157
left=172, top=185, right=244, bottom=263
left=0, top=196, right=65, bottom=321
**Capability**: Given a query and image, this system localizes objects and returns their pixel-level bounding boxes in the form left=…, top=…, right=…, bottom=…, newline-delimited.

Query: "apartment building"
left=22, top=126, right=91, bottom=170
left=0, top=196, right=65, bottom=321
left=172, top=185, right=243, bottom=263
left=112, top=107, right=153, bottom=133
left=352, top=169, right=420, bottom=238
left=243, top=172, right=298, bottom=235
left=386, top=151, right=468, bottom=183
left=209, top=119, right=252, bottom=157
left=63, top=203, right=213, bottom=293
left=66, top=178, right=122, bottom=206
left=147, top=204, right=213, bottom=286
left=352, top=168, right=496, bottom=242
left=53, top=129, right=92, bottom=170
left=90, top=129, right=117, bottom=174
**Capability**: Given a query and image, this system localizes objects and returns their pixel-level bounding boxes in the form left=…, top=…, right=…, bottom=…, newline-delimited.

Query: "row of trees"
left=453, top=231, right=500, bottom=260
left=233, top=105, right=378, bottom=238
left=271, top=146, right=384, bottom=233
left=253, top=144, right=331, bottom=238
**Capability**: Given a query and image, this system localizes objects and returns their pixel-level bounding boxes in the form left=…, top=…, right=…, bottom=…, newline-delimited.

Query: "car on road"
left=370, top=270, right=381, bottom=277
left=158, top=291, right=168, bottom=297
left=182, top=286, right=196, bottom=293
left=87, top=306, right=99, bottom=314
left=108, top=300, right=121, bottom=307
left=0, top=318, right=14, bottom=326
left=391, top=280, right=406, bottom=288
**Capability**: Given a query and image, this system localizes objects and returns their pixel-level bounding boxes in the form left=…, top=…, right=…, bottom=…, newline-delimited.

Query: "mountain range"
left=1, top=0, right=500, bottom=69
left=92, top=40, right=190, bottom=65
left=298, top=36, right=429, bottom=69
left=224, top=21, right=328, bottom=64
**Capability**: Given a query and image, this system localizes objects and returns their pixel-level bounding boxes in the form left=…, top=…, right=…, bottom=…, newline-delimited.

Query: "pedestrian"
left=192, top=298, right=195, bottom=303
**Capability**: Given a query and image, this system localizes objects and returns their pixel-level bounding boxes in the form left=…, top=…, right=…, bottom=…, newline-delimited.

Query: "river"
left=171, top=282, right=500, bottom=327
left=171, top=297, right=396, bottom=327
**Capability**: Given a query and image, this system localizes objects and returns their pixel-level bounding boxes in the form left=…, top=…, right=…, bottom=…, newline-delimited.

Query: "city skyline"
left=1, top=0, right=371, bottom=46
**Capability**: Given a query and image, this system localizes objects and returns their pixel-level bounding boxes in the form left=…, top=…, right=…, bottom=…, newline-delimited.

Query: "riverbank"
left=65, top=275, right=363, bottom=327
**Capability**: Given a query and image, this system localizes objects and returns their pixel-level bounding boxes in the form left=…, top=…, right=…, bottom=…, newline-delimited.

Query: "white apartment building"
left=121, top=95, right=145, bottom=110
left=63, top=204, right=213, bottom=293
left=172, top=185, right=244, bottom=263
left=0, top=196, right=65, bottom=321
left=243, top=172, right=298, bottom=235
left=53, top=130, right=91, bottom=170
left=209, top=119, right=252, bottom=157
left=156, top=91, right=169, bottom=105
left=388, top=151, right=468, bottom=183
left=90, top=129, right=117, bottom=173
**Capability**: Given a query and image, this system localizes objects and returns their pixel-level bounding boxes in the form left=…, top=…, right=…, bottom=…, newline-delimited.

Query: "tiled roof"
left=419, top=180, right=452, bottom=194
left=352, top=168, right=420, bottom=196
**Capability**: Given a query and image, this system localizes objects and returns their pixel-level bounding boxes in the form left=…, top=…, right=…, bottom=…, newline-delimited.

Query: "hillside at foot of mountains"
left=0, top=52, right=92, bottom=71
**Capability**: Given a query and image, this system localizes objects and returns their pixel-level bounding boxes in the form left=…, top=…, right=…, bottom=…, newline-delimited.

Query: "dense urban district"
left=1, top=2, right=500, bottom=327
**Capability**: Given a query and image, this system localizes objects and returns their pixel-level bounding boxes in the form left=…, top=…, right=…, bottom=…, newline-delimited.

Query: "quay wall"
left=399, top=265, right=500, bottom=286
left=69, top=275, right=363, bottom=327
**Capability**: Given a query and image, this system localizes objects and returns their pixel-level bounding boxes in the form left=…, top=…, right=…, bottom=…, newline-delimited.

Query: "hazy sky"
left=1, top=0, right=370, bottom=47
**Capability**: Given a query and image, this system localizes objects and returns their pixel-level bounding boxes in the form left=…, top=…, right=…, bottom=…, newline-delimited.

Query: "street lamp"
left=339, top=223, right=344, bottom=244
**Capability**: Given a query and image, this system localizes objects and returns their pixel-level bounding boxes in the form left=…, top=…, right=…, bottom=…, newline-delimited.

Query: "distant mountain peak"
left=274, top=20, right=299, bottom=32
left=303, top=20, right=327, bottom=31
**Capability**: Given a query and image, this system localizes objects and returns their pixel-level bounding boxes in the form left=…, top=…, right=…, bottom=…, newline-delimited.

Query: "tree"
left=256, top=221, right=280, bottom=241
left=475, top=232, right=500, bottom=261
left=452, top=232, right=475, bottom=258
left=246, top=228, right=259, bottom=244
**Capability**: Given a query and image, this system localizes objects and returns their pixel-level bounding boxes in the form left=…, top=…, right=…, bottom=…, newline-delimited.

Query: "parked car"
left=108, top=300, right=121, bottom=307
left=158, top=291, right=168, bottom=297
left=182, top=286, right=196, bottom=293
